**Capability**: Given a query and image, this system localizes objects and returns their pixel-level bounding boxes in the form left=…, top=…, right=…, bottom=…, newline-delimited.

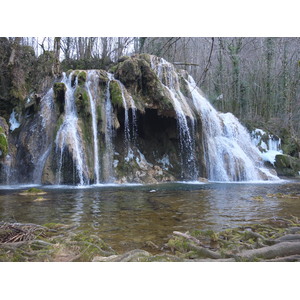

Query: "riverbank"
left=1, top=216, right=300, bottom=262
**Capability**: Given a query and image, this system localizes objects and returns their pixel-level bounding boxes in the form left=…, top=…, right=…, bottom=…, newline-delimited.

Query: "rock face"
left=0, top=54, right=279, bottom=185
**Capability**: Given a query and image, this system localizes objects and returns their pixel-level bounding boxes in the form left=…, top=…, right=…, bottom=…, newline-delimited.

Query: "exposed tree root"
left=236, top=242, right=300, bottom=260
left=274, top=234, right=300, bottom=243
left=173, top=231, right=208, bottom=248
left=93, top=249, right=151, bottom=262
left=185, top=243, right=221, bottom=259
left=267, top=255, right=300, bottom=262
left=2, top=217, right=300, bottom=262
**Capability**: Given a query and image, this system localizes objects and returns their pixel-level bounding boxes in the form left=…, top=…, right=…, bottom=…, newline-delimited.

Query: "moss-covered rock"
left=75, top=86, right=90, bottom=119
left=114, top=55, right=173, bottom=113
left=109, top=80, right=123, bottom=108
left=274, top=154, right=300, bottom=177
left=19, top=187, right=46, bottom=195
left=77, top=71, right=87, bottom=86
left=53, top=82, right=66, bottom=114
left=0, top=39, right=38, bottom=120
left=0, top=131, right=8, bottom=159
left=117, top=56, right=130, bottom=63
left=0, top=117, right=9, bottom=136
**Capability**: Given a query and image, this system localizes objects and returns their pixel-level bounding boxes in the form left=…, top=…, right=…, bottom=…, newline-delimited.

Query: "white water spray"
left=86, top=70, right=100, bottom=184
left=151, top=56, right=198, bottom=180
left=55, top=72, right=87, bottom=185
left=103, top=73, right=115, bottom=182
left=186, top=75, right=278, bottom=181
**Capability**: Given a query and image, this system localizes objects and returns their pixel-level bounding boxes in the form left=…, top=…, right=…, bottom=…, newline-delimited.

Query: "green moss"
left=109, top=80, right=123, bottom=108
left=43, top=223, right=66, bottom=230
left=66, top=69, right=73, bottom=77
left=27, top=187, right=43, bottom=193
left=53, top=82, right=66, bottom=114
left=53, top=82, right=66, bottom=96
left=274, top=154, right=300, bottom=176
left=75, top=86, right=90, bottom=119
left=139, top=53, right=151, bottom=65
left=118, top=56, right=130, bottom=63
left=281, top=137, right=300, bottom=157
left=70, top=230, right=115, bottom=261
left=167, top=237, right=189, bottom=252
left=78, top=71, right=87, bottom=86
left=19, top=187, right=46, bottom=195
left=114, top=55, right=173, bottom=112
left=11, top=250, right=26, bottom=262
left=109, top=65, right=118, bottom=73
left=0, top=133, right=8, bottom=158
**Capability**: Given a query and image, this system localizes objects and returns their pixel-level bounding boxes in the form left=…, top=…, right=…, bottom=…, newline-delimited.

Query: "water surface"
left=1, top=181, right=300, bottom=253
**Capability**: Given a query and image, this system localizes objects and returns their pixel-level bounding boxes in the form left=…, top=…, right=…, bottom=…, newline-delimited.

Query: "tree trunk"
left=52, top=37, right=61, bottom=77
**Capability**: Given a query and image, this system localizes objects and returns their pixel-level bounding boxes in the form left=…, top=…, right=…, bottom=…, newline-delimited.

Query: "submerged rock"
left=19, top=187, right=46, bottom=195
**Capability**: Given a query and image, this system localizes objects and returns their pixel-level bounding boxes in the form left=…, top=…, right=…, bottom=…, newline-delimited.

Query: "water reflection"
left=1, top=181, right=300, bottom=252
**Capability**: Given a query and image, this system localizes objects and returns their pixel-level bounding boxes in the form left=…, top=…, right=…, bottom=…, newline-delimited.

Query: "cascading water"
left=40, top=88, right=55, bottom=128
left=186, top=75, right=278, bottom=181
left=9, top=110, right=20, bottom=131
left=55, top=72, right=88, bottom=185
left=32, top=146, right=51, bottom=183
left=129, top=95, right=138, bottom=145
left=1, top=54, right=282, bottom=185
left=86, top=70, right=100, bottom=184
left=113, top=77, right=138, bottom=162
left=30, top=87, right=56, bottom=184
left=251, top=129, right=283, bottom=165
left=151, top=57, right=198, bottom=180
left=103, top=73, right=115, bottom=182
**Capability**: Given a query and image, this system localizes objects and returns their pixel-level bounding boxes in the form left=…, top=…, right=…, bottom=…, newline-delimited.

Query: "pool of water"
left=1, top=180, right=300, bottom=253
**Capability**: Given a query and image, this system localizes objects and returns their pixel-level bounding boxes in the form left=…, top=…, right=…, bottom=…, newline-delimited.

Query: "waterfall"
left=118, top=81, right=131, bottom=150
left=55, top=72, right=88, bottom=185
left=86, top=70, right=100, bottom=184
left=129, top=95, right=138, bottom=146
left=186, top=75, right=278, bottom=181
left=103, top=73, right=115, bottom=182
left=113, top=77, right=138, bottom=161
left=9, top=110, right=20, bottom=131
left=251, top=128, right=283, bottom=165
left=32, top=146, right=51, bottom=184
left=40, top=88, right=55, bottom=128
left=151, top=57, right=198, bottom=180
left=1, top=55, right=281, bottom=185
